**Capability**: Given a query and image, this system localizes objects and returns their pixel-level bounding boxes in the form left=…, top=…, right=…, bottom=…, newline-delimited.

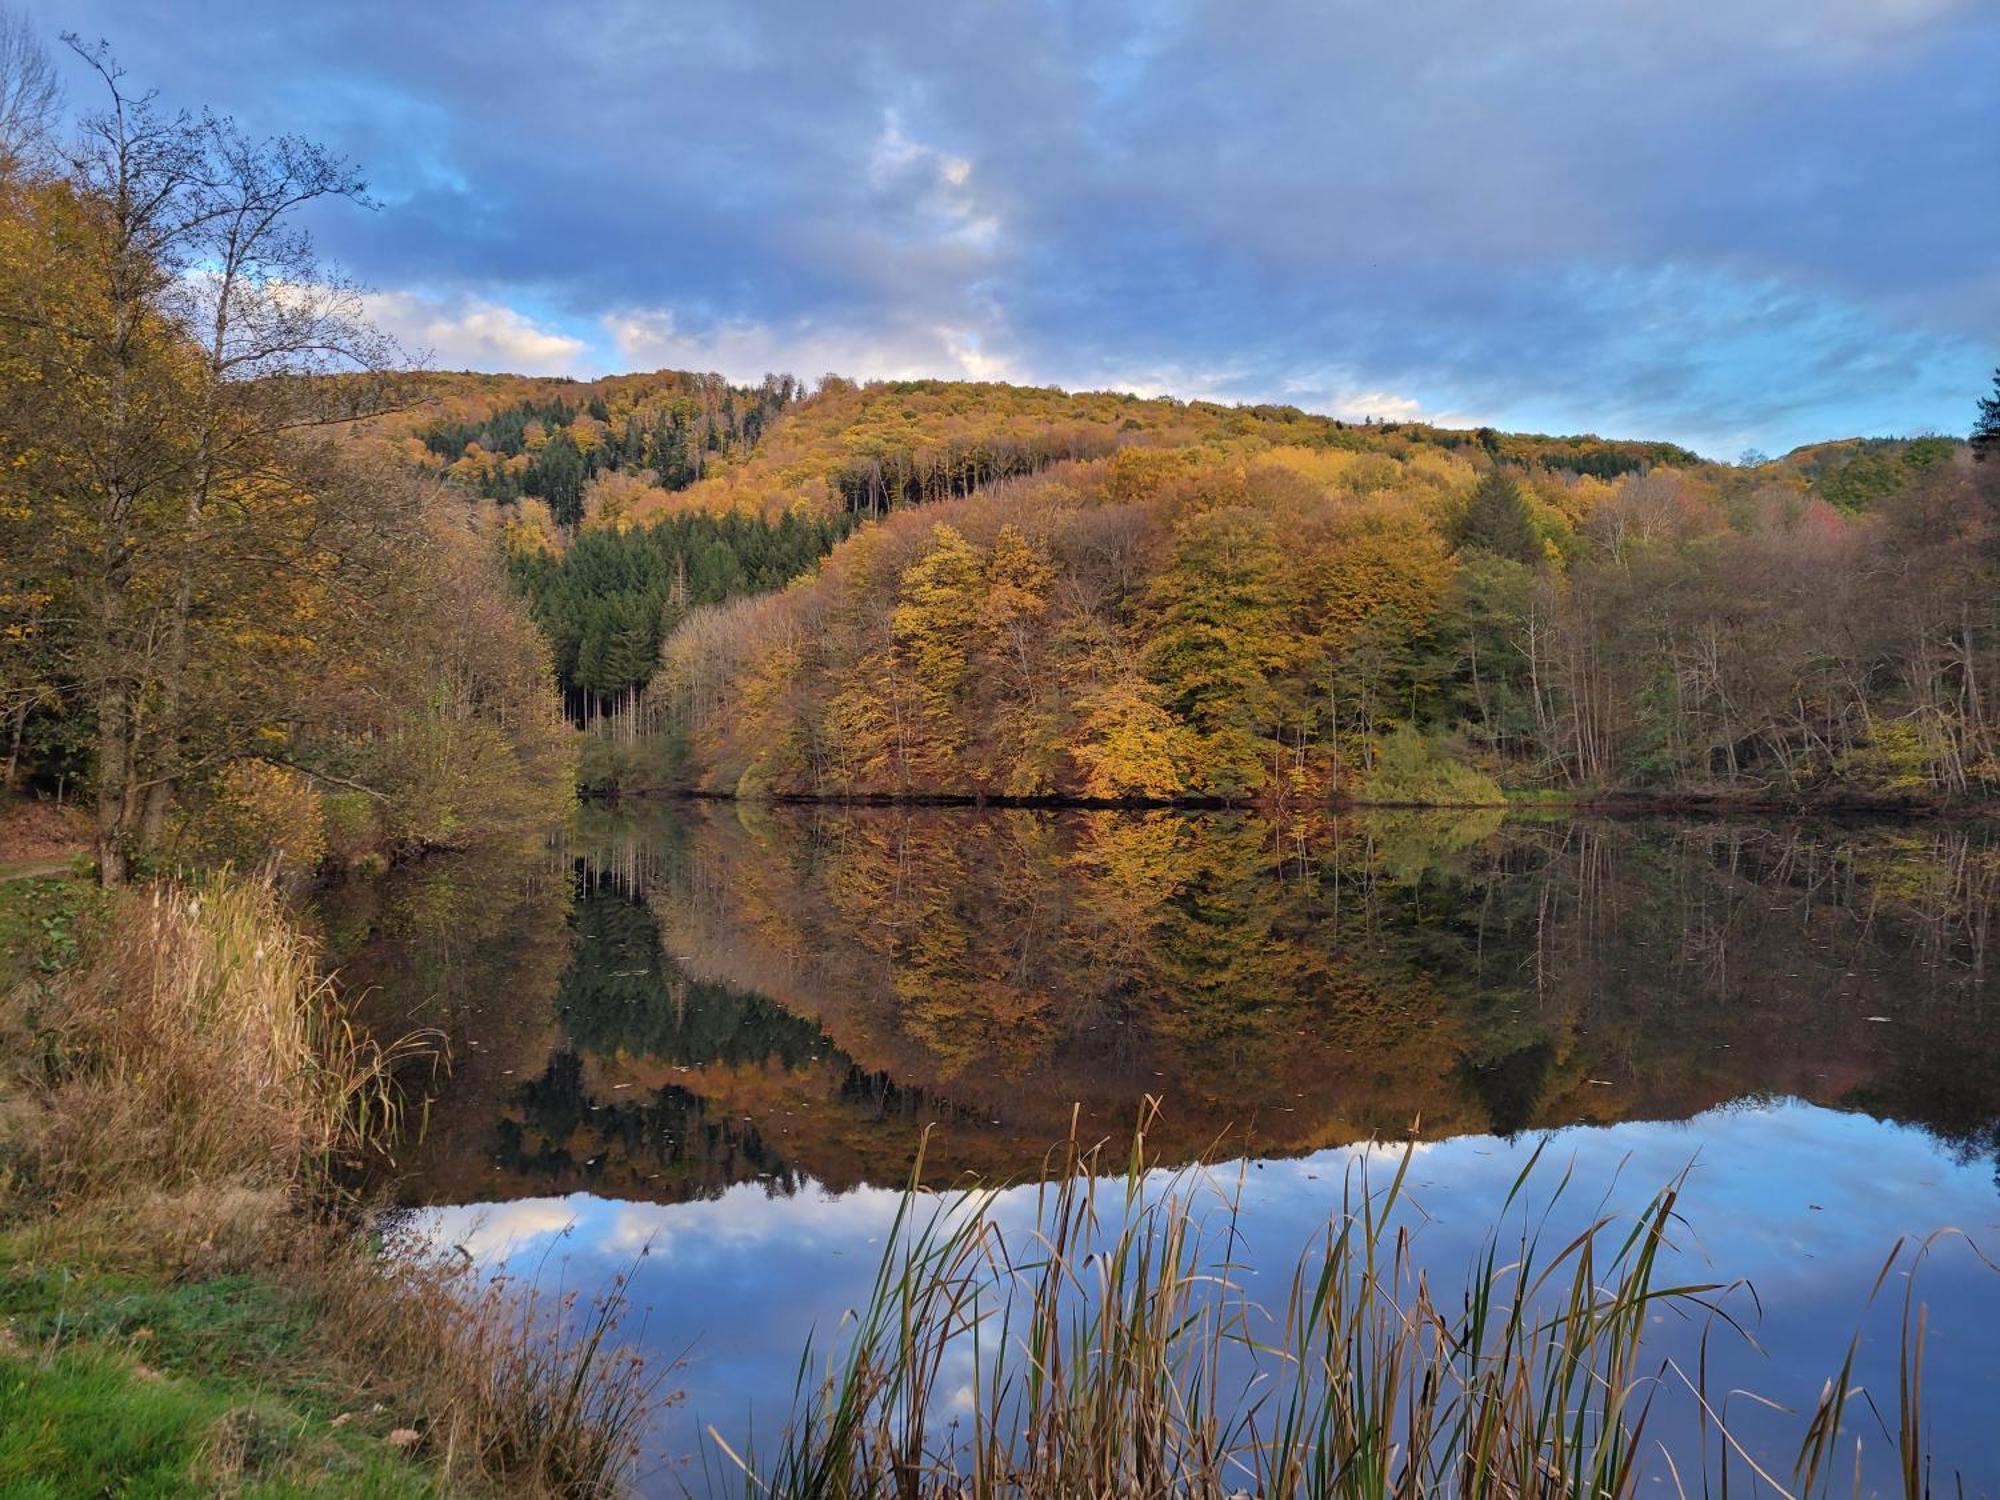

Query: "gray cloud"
left=49, top=0, right=2000, bottom=453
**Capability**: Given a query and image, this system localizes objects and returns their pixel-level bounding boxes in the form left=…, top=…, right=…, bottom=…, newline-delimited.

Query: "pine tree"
left=1974, top=367, right=2000, bottom=462
left=1451, top=471, right=1542, bottom=563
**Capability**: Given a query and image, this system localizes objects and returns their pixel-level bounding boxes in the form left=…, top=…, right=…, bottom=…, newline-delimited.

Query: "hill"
left=640, top=407, right=1996, bottom=804
left=373, top=371, right=1998, bottom=807
left=381, top=369, right=1701, bottom=526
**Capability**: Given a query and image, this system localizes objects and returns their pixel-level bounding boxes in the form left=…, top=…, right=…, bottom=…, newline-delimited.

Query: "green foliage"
left=0, top=873, right=99, bottom=985
left=1975, top=368, right=2000, bottom=462
left=317, top=792, right=379, bottom=870
left=1449, top=470, right=1542, bottom=562
left=1360, top=726, right=1504, bottom=805
left=1801, top=436, right=1959, bottom=511
left=510, top=510, right=853, bottom=703
left=575, top=731, right=685, bottom=796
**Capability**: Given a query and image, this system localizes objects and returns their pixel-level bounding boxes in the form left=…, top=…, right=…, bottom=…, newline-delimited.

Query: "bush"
left=179, top=762, right=326, bottom=880
left=318, top=790, right=382, bottom=870
left=28, top=876, right=414, bottom=1197
left=1360, top=726, right=1504, bottom=805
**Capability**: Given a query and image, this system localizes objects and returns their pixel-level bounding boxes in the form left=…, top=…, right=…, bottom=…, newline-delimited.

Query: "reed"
left=8, top=871, right=668, bottom=1498
left=739, top=1102, right=1974, bottom=1500
left=30, top=875, right=427, bottom=1199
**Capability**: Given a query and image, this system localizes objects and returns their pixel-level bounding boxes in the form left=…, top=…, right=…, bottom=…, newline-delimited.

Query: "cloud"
left=53, top=0, right=2000, bottom=454
left=363, top=290, right=588, bottom=376
left=603, top=306, right=1021, bottom=386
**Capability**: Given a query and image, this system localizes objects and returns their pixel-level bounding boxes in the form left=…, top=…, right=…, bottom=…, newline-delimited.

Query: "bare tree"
left=0, top=6, right=58, bottom=172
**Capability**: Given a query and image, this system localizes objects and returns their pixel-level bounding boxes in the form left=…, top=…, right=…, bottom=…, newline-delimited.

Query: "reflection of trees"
left=495, top=1050, right=804, bottom=1201
left=646, top=806, right=2000, bottom=1173
left=372, top=802, right=2000, bottom=1204
left=557, top=872, right=831, bottom=1069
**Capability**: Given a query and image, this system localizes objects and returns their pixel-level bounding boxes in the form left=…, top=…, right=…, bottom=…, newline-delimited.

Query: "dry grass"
left=29, top=878, right=423, bottom=1199
left=336, top=1230, right=675, bottom=1494
left=5, top=871, right=669, bottom=1497
left=737, top=1103, right=1984, bottom=1500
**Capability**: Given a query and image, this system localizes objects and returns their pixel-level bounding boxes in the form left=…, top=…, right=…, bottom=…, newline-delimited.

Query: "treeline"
left=831, top=428, right=1121, bottom=515
left=599, top=374, right=1703, bottom=527
left=403, top=372, right=799, bottom=525
left=0, top=39, right=573, bottom=882
left=651, top=411, right=2000, bottom=804
left=505, top=511, right=855, bottom=708
left=1778, top=434, right=1961, bottom=512
left=1443, top=427, right=1702, bottom=480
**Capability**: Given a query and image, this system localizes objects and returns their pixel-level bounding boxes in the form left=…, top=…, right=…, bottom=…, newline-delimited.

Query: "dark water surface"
left=319, top=804, right=2000, bottom=1495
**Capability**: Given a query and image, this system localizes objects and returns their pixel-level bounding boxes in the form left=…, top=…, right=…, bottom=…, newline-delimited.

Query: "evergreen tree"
left=1451, top=471, right=1542, bottom=563
left=1974, top=368, right=2000, bottom=462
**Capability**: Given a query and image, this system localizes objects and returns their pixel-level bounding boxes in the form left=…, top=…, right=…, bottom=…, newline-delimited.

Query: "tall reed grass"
left=30, top=877, right=424, bottom=1199
left=734, top=1103, right=1981, bottom=1500
left=8, top=871, right=668, bottom=1497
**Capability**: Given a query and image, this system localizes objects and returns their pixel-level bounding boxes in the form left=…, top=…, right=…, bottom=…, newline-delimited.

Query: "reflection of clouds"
left=412, top=1102, right=2000, bottom=1496
left=417, top=1198, right=581, bottom=1260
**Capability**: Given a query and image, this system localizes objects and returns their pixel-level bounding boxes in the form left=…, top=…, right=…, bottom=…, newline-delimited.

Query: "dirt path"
left=0, top=856, right=77, bottom=883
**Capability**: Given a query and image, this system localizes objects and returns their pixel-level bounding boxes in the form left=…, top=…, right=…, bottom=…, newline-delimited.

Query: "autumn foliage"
left=645, top=426, right=1999, bottom=804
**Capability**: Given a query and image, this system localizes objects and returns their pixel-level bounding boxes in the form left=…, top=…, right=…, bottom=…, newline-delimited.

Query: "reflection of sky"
left=414, top=1101, right=2000, bottom=1497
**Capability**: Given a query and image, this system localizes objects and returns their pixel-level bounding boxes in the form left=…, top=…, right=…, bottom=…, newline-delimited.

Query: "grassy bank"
left=0, top=872, right=663, bottom=1497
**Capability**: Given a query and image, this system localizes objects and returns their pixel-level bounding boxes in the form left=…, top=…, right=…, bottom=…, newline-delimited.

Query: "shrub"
left=179, top=762, right=326, bottom=880
left=318, top=790, right=382, bottom=870
left=28, top=876, right=415, bottom=1197
left=1360, top=726, right=1504, bottom=805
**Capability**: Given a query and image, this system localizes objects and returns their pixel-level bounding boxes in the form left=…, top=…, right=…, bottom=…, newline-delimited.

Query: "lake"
left=318, top=803, right=2000, bottom=1495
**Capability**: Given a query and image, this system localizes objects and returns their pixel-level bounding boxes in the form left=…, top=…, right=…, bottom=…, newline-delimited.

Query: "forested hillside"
left=643, top=416, right=1998, bottom=804
left=386, top=369, right=800, bottom=525
left=385, top=372, right=1712, bottom=765
left=362, top=357, right=2000, bottom=807
left=505, top=511, right=854, bottom=714
left=606, top=377, right=1699, bottom=525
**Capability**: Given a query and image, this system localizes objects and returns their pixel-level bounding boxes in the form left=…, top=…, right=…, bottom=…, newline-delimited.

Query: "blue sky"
left=49, top=0, right=2000, bottom=457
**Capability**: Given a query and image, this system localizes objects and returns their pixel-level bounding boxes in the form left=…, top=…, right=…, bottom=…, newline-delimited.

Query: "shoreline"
left=581, top=783, right=1997, bottom=820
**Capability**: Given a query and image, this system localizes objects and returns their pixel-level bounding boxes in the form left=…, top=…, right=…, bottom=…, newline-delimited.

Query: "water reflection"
left=416, top=1104, right=2000, bottom=1493
left=331, top=804, right=2000, bottom=1203
left=323, top=805, right=2000, bottom=1491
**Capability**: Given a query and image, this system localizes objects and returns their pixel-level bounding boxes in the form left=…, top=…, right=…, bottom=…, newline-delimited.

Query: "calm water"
left=318, top=804, right=2000, bottom=1495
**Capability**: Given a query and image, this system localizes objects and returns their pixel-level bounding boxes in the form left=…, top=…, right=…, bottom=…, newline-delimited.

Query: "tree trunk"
left=95, top=674, right=131, bottom=886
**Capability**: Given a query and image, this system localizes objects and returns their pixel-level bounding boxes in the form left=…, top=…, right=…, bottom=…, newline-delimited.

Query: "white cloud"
left=417, top=1198, right=581, bottom=1260
left=364, top=289, right=589, bottom=375
left=864, top=112, right=1004, bottom=254
left=1055, top=356, right=1458, bottom=428
left=603, top=306, right=1023, bottom=387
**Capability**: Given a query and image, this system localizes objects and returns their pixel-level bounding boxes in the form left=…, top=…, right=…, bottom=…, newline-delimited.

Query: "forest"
left=366, top=365, right=2000, bottom=812
left=395, top=369, right=800, bottom=523
left=631, top=403, right=1999, bottom=805
left=0, top=41, right=573, bottom=882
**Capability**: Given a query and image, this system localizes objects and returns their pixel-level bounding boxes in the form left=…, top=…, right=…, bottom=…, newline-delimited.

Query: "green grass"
left=0, top=879, right=469, bottom=1497
left=0, top=1251, right=455, bottom=1497
left=0, top=1342, right=445, bottom=1497
left=0, top=872, right=99, bottom=989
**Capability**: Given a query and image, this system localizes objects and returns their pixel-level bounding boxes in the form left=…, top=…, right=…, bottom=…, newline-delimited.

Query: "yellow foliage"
left=180, top=761, right=327, bottom=879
